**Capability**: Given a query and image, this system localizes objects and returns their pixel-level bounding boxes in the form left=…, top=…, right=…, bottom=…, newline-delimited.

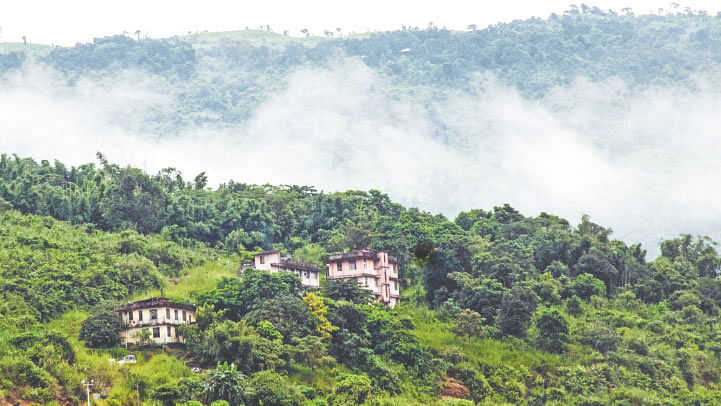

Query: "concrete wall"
left=254, top=251, right=281, bottom=271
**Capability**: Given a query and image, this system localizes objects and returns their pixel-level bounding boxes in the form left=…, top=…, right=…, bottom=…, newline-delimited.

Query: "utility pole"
left=81, top=379, right=93, bottom=406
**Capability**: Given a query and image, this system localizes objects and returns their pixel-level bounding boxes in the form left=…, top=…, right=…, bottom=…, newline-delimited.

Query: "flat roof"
left=117, top=297, right=195, bottom=311
left=327, top=249, right=398, bottom=264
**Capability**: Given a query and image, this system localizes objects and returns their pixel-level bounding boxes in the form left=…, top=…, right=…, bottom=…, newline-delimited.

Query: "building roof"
left=117, top=297, right=195, bottom=312
left=257, top=250, right=281, bottom=255
left=327, top=249, right=398, bottom=264
left=273, top=259, right=320, bottom=272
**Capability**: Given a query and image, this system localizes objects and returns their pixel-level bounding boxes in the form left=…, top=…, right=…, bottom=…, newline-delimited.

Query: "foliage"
left=332, top=373, right=372, bottom=406
left=203, top=362, right=248, bottom=405
left=247, top=370, right=304, bottom=406
left=535, top=309, right=569, bottom=353
left=452, top=309, right=484, bottom=340
left=78, top=305, right=123, bottom=348
left=303, top=292, right=338, bottom=339
left=6, top=147, right=721, bottom=403
left=322, top=279, right=376, bottom=304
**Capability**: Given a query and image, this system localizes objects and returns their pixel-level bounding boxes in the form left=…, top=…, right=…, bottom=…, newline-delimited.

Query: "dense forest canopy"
left=3, top=154, right=721, bottom=404
left=3, top=7, right=721, bottom=128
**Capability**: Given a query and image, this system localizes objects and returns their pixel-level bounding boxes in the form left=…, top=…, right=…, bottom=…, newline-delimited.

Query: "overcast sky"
left=2, top=1, right=721, bottom=46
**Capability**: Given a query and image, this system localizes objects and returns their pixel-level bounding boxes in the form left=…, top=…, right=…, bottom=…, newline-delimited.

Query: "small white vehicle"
left=117, top=355, right=137, bottom=365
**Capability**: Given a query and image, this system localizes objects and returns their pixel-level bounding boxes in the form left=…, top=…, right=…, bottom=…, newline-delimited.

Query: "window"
left=166, top=309, right=170, bottom=319
left=394, top=280, right=398, bottom=291
left=337, top=262, right=342, bottom=272
left=138, top=310, right=143, bottom=321
left=304, top=271, right=308, bottom=278
left=349, top=261, right=356, bottom=270
left=259, top=256, right=265, bottom=264
left=175, top=309, right=178, bottom=320
left=167, top=326, right=171, bottom=337
left=153, top=327, right=160, bottom=338
left=150, top=309, right=157, bottom=320
left=182, top=310, right=187, bottom=321
left=129, top=310, right=133, bottom=321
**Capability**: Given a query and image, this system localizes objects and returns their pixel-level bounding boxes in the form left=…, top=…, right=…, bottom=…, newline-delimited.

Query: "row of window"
left=128, top=308, right=187, bottom=322
left=335, top=261, right=397, bottom=272
left=151, top=326, right=176, bottom=338
left=336, top=260, right=364, bottom=271
left=295, top=270, right=318, bottom=279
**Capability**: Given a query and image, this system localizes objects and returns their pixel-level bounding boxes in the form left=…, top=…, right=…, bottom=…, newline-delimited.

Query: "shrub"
left=79, top=308, right=123, bottom=348
left=247, top=370, right=303, bottom=406
left=536, top=310, right=569, bottom=353
left=332, top=373, right=372, bottom=406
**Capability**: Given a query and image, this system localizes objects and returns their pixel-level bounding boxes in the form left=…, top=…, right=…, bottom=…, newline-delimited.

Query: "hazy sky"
left=2, top=0, right=721, bottom=45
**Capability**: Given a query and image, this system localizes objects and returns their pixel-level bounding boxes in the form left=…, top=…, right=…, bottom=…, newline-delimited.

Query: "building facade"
left=252, top=250, right=321, bottom=288
left=327, top=249, right=400, bottom=307
left=117, top=298, right=195, bottom=345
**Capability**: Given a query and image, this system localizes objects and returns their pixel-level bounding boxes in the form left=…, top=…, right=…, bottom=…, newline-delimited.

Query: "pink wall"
left=327, top=250, right=400, bottom=307
left=254, top=251, right=280, bottom=271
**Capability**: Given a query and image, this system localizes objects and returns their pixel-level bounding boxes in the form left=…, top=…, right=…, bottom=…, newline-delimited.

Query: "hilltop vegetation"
left=3, top=155, right=721, bottom=404
left=4, top=7, right=721, bottom=132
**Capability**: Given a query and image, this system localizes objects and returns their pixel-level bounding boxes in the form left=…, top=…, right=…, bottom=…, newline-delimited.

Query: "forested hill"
left=3, top=154, right=721, bottom=404
left=2, top=8, right=721, bottom=129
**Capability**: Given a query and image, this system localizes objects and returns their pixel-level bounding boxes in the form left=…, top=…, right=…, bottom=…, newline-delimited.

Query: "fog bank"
left=2, top=60, right=721, bottom=255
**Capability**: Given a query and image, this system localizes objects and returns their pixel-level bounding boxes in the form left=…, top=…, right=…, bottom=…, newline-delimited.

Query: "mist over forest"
left=4, top=8, right=721, bottom=254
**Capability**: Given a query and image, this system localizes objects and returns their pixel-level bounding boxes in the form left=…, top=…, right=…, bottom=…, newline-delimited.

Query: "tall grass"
left=131, top=258, right=238, bottom=302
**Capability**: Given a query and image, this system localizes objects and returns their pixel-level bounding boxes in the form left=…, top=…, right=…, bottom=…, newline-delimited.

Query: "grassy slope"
left=130, top=258, right=238, bottom=303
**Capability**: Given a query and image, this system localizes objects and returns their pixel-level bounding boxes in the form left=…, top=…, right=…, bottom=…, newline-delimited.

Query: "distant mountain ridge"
left=2, top=9, right=721, bottom=132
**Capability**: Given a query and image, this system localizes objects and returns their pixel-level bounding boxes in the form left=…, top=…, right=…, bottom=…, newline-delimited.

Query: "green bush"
left=332, top=373, right=372, bottom=406
left=247, top=370, right=303, bottom=406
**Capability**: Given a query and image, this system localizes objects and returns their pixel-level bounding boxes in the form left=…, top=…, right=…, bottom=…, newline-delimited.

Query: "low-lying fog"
left=3, top=59, right=721, bottom=256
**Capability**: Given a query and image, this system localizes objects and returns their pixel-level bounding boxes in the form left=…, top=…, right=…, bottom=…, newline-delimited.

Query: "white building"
left=252, top=250, right=321, bottom=288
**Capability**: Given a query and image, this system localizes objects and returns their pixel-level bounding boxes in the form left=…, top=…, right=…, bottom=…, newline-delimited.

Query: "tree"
left=79, top=308, right=123, bottom=348
left=292, top=335, right=333, bottom=370
left=256, top=320, right=283, bottom=341
left=498, top=286, right=538, bottom=338
left=333, top=374, right=372, bottom=406
left=244, top=296, right=316, bottom=342
left=536, top=310, right=569, bottom=353
left=194, top=172, right=208, bottom=190
left=303, top=292, right=337, bottom=339
left=565, top=273, right=606, bottom=300
left=452, top=309, right=485, bottom=342
left=247, top=371, right=304, bottom=406
left=133, top=328, right=153, bottom=346
left=204, top=362, right=248, bottom=405
left=323, top=279, right=375, bottom=305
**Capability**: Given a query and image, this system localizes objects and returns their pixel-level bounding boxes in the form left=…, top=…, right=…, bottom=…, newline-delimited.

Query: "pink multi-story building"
left=252, top=250, right=321, bottom=288
left=326, top=249, right=400, bottom=307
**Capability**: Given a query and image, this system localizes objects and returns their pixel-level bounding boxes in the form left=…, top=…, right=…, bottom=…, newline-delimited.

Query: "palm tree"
left=204, top=362, right=248, bottom=405
left=134, top=29, right=141, bottom=40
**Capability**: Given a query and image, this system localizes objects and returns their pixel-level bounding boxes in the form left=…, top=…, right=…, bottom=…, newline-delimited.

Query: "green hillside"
left=2, top=155, right=721, bottom=404
left=5, top=7, right=721, bottom=405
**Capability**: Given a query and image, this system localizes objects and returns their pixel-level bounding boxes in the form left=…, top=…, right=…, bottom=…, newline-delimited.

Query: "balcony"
left=125, top=318, right=187, bottom=328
